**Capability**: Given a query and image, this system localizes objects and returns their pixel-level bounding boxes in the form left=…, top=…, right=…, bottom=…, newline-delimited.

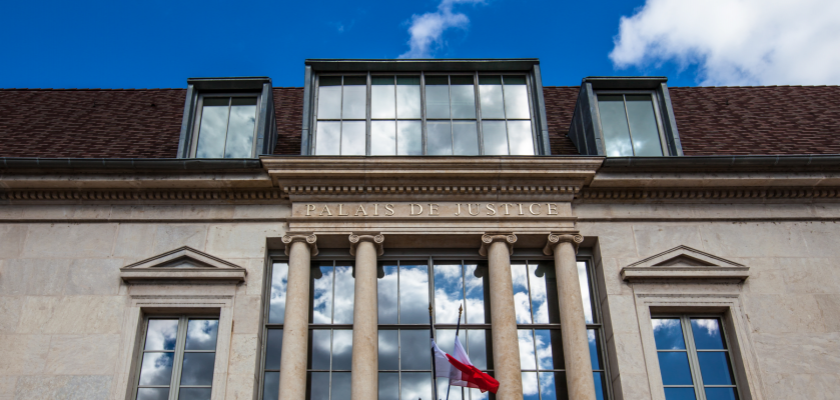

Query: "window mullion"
left=499, top=76, right=512, bottom=155
left=366, top=72, right=372, bottom=156
left=420, top=72, right=427, bottom=155
left=448, top=76, right=455, bottom=155
left=682, top=316, right=707, bottom=400
left=474, top=71, right=484, bottom=155
left=621, top=94, right=637, bottom=156
left=525, top=261, right=535, bottom=324
left=220, top=98, right=233, bottom=159
left=170, top=316, right=189, bottom=400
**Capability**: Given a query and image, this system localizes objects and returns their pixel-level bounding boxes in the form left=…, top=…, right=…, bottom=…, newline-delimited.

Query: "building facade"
left=1, top=59, right=839, bottom=400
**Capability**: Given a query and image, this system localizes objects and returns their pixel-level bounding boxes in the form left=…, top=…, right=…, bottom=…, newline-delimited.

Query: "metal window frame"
left=131, top=315, right=219, bottom=400
left=259, top=261, right=288, bottom=400
left=592, top=90, right=670, bottom=157
left=189, top=93, right=262, bottom=158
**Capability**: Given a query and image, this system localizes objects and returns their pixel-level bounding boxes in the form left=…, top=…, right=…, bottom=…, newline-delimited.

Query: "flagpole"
left=445, top=304, right=463, bottom=400
left=429, top=304, right=440, bottom=400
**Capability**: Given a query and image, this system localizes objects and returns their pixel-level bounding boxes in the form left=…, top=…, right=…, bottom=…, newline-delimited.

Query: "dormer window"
left=195, top=95, right=259, bottom=158
left=596, top=92, right=666, bottom=156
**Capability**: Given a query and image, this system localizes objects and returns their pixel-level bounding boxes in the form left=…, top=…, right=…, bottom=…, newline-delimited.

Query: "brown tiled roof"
left=543, top=86, right=581, bottom=155
left=273, top=87, right=303, bottom=155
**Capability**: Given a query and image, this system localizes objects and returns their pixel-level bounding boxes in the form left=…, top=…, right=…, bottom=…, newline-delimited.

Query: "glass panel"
left=534, top=329, right=562, bottom=370
left=518, top=329, right=537, bottom=370
left=333, top=266, right=355, bottom=324
left=378, top=330, right=399, bottom=370
left=177, top=388, right=212, bottom=400
left=309, top=372, right=330, bottom=400
left=341, top=121, right=366, bottom=156
left=180, top=352, right=215, bottom=386
left=653, top=318, right=686, bottom=350
left=697, top=352, right=734, bottom=385
left=453, top=121, right=479, bottom=156
left=400, top=264, right=430, bottom=324
left=139, top=352, right=174, bottom=386
left=530, top=262, right=560, bottom=324
left=317, top=85, right=341, bottom=120
left=136, top=388, right=169, bottom=400
left=598, top=95, right=634, bottom=156
left=397, top=78, right=421, bottom=119
left=466, top=329, right=490, bottom=370
left=397, top=121, right=422, bottom=155
left=264, top=329, right=283, bottom=370
left=704, top=387, right=738, bottom=400
left=503, top=79, right=530, bottom=119
left=521, top=371, right=539, bottom=400
left=320, top=76, right=342, bottom=86
left=225, top=100, right=256, bottom=158
left=588, top=330, right=601, bottom=369
left=145, top=319, right=179, bottom=350
left=311, top=265, right=334, bottom=324
left=401, top=372, right=433, bottom=400
left=344, top=76, right=366, bottom=85
left=426, top=83, right=450, bottom=119
left=427, top=121, right=452, bottom=156
left=664, top=388, right=698, bottom=400
left=371, top=121, right=396, bottom=155
left=268, top=263, right=289, bottom=324
left=196, top=99, right=228, bottom=158
left=450, top=83, right=476, bottom=119
left=435, top=329, right=456, bottom=355
left=332, top=330, right=354, bottom=370
left=482, top=121, right=508, bottom=156
left=315, top=121, right=341, bottom=156
left=625, top=94, right=663, bottom=156
left=479, top=76, right=504, bottom=119
left=691, top=319, right=725, bottom=349
left=310, top=330, right=331, bottom=370
left=538, top=371, right=560, bottom=400
left=503, top=75, right=527, bottom=85
left=657, top=352, right=694, bottom=385
left=342, top=81, right=366, bottom=119
left=332, top=372, right=352, bottom=400
left=401, top=330, right=431, bottom=370
left=435, top=264, right=464, bottom=324
left=511, top=264, right=532, bottom=323
left=263, top=372, right=279, bottom=400
left=507, top=120, right=534, bottom=155
left=371, top=79, right=396, bottom=119
left=378, top=265, right=399, bottom=324
left=437, top=378, right=464, bottom=400
left=577, top=261, right=594, bottom=324
left=185, top=320, right=218, bottom=351
left=594, top=371, right=606, bottom=400
left=379, top=372, right=399, bottom=399
left=463, top=263, right=488, bottom=323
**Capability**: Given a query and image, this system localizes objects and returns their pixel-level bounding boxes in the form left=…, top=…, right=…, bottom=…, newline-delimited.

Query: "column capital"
left=282, top=232, right=319, bottom=256
left=349, top=233, right=385, bottom=256
left=479, top=232, right=517, bottom=257
left=543, top=232, right=584, bottom=255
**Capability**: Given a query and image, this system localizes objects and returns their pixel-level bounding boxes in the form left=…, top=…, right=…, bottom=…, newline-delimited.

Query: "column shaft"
left=278, top=240, right=313, bottom=400
left=351, top=240, right=378, bottom=400
left=487, top=240, right=524, bottom=400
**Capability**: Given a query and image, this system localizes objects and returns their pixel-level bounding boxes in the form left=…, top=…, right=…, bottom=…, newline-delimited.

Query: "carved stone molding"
left=543, top=233, right=584, bottom=255
left=120, top=246, right=247, bottom=283
left=0, top=188, right=285, bottom=202
left=478, top=233, right=517, bottom=256
left=349, top=233, right=385, bottom=256
left=284, top=185, right=580, bottom=196
left=578, top=187, right=840, bottom=201
left=282, top=232, right=319, bottom=256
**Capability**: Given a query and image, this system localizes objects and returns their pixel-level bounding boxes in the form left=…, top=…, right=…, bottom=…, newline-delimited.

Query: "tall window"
left=134, top=317, right=219, bottom=400
left=261, top=262, right=288, bottom=400
left=194, top=95, right=259, bottom=158
left=314, top=74, right=536, bottom=156
left=653, top=316, right=740, bottom=400
left=309, top=261, right=355, bottom=400
left=596, top=93, right=665, bottom=157
left=512, top=259, right=608, bottom=400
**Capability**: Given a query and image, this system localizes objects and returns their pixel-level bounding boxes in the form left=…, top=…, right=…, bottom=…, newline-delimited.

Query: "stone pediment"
left=120, top=246, right=246, bottom=283
left=620, top=245, right=748, bottom=283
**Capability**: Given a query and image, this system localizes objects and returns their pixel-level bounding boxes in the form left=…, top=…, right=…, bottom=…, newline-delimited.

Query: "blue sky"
left=2, top=0, right=837, bottom=89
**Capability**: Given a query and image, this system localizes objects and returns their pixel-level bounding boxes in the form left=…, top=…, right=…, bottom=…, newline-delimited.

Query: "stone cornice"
left=578, top=187, right=840, bottom=201
left=0, top=188, right=285, bottom=203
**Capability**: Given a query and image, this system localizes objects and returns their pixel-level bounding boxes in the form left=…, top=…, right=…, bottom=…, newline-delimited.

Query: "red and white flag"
left=431, top=337, right=500, bottom=394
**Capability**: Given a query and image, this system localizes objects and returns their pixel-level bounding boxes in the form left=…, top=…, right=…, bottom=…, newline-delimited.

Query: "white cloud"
left=399, top=0, right=484, bottom=59
left=609, top=0, right=840, bottom=86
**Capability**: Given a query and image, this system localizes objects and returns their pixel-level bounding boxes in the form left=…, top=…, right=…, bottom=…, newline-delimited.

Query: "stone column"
left=278, top=233, right=319, bottom=400
left=349, top=233, right=384, bottom=400
left=544, top=233, right=595, bottom=400
left=479, top=233, right=523, bottom=400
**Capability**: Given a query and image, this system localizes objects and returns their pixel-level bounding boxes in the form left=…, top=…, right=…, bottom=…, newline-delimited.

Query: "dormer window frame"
left=593, top=89, right=670, bottom=157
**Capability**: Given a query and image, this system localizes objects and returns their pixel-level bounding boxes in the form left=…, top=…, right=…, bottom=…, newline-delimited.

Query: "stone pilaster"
left=348, top=233, right=384, bottom=400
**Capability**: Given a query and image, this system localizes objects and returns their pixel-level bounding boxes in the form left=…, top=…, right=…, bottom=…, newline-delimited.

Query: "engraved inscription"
left=298, top=202, right=566, bottom=217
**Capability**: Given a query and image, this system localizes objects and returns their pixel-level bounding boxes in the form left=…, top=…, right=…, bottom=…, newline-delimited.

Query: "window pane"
left=482, top=121, right=508, bottom=156
left=178, top=388, right=211, bottom=400
left=453, top=121, right=479, bottom=156
left=704, top=387, right=738, bottom=400
left=342, top=84, right=366, bottom=119
left=315, top=121, right=341, bottom=156
left=225, top=102, right=256, bottom=158
left=503, top=81, right=530, bottom=119
left=426, top=84, right=450, bottom=119
left=264, top=329, right=283, bottom=370
left=372, top=82, right=396, bottom=119
left=145, top=319, right=179, bottom=350
left=450, top=84, right=476, bottom=119
left=521, top=372, right=539, bottom=400
left=434, top=263, right=463, bottom=324
left=332, top=372, right=352, bottom=400
left=371, top=121, right=396, bottom=156
left=137, top=388, right=169, bottom=400
left=503, top=75, right=526, bottom=85
left=397, top=81, right=421, bottom=119
left=511, top=264, right=532, bottom=323
left=139, top=352, right=174, bottom=386
left=180, top=352, right=215, bottom=386
left=535, top=329, right=563, bottom=370
left=427, top=121, right=452, bottom=156
left=401, top=372, right=432, bottom=400
left=311, top=265, right=334, bottom=324
left=401, top=330, right=431, bottom=370
left=530, top=262, right=559, bottom=324
left=507, top=120, right=534, bottom=155
left=466, top=330, right=491, bottom=370
left=518, top=329, right=537, bottom=370
left=317, top=85, right=342, bottom=120
left=378, top=265, right=398, bottom=324
left=400, top=264, right=430, bottom=324
left=577, top=261, right=594, bottom=324
left=332, top=330, right=353, bottom=370
left=310, top=330, right=331, bottom=370
left=598, top=95, right=634, bottom=157
left=437, top=378, right=464, bottom=400
left=538, top=371, right=561, bottom=400
left=697, top=352, right=735, bottom=385
left=691, top=319, right=725, bottom=349
left=196, top=100, right=228, bottom=158
left=379, top=372, right=399, bottom=399
left=435, top=329, right=456, bottom=355
left=341, top=121, right=366, bottom=156
left=309, top=372, right=330, bottom=400
left=269, top=263, right=289, bottom=324
left=333, top=266, right=355, bottom=324
left=479, top=81, right=505, bottom=119
left=378, top=330, right=399, bottom=370
left=320, top=76, right=342, bottom=86
left=185, top=320, right=218, bottom=351
left=594, top=371, right=606, bottom=400
left=263, top=371, right=279, bottom=400
left=464, top=263, right=488, bottom=323
left=658, top=352, right=693, bottom=385
left=625, top=94, right=663, bottom=156
left=344, top=76, right=366, bottom=85
left=664, top=388, right=697, bottom=400
left=397, top=121, right=422, bottom=155
left=588, top=330, right=601, bottom=369
left=653, top=318, right=686, bottom=350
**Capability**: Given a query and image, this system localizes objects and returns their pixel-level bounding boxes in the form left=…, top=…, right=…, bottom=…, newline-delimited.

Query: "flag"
left=431, top=337, right=500, bottom=394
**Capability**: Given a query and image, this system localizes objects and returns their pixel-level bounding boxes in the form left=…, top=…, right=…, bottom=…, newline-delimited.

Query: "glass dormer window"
left=194, top=96, right=259, bottom=158
left=596, top=93, right=665, bottom=157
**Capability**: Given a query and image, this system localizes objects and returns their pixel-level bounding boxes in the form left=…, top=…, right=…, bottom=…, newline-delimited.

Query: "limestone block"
left=779, top=258, right=840, bottom=294
left=71, top=205, right=113, bottom=220
left=21, top=205, right=75, bottom=220
left=232, top=295, right=262, bottom=334
left=128, top=205, right=185, bottom=220
left=66, top=259, right=123, bottom=296
left=0, top=334, right=50, bottom=375
left=229, top=258, right=266, bottom=296
left=153, top=224, right=208, bottom=253
left=745, top=294, right=825, bottom=334
left=816, top=294, right=840, bottom=332
left=227, top=333, right=259, bottom=376
left=224, top=372, right=257, bottom=400
left=205, top=223, right=285, bottom=258
left=578, top=223, right=638, bottom=258
left=739, top=258, right=785, bottom=294
left=44, top=334, right=121, bottom=375
left=0, top=375, right=15, bottom=400
left=602, top=258, right=632, bottom=296
left=0, top=225, right=27, bottom=259
left=13, top=375, right=111, bottom=400
left=182, top=205, right=236, bottom=220
left=632, top=224, right=705, bottom=257
left=699, top=222, right=809, bottom=258
left=17, top=296, right=124, bottom=335
left=0, top=296, right=23, bottom=333
left=232, top=204, right=290, bottom=219
left=753, top=332, right=840, bottom=375
left=797, top=222, right=840, bottom=258
left=111, top=224, right=157, bottom=261
left=609, top=332, right=648, bottom=375
left=614, top=373, right=652, bottom=400
left=0, top=259, right=71, bottom=296
left=764, top=373, right=839, bottom=400
left=22, top=224, right=118, bottom=259
left=602, top=295, right=639, bottom=335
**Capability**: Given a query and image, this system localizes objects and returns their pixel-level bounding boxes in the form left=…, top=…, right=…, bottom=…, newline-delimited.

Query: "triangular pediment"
left=621, top=245, right=748, bottom=282
left=120, top=246, right=246, bottom=283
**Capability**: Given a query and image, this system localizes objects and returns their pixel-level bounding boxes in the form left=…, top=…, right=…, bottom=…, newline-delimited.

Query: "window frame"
left=189, top=92, right=263, bottom=158
left=593, top=89, right=670, bottom=157
left=259, top=260, right=289, bottom=400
